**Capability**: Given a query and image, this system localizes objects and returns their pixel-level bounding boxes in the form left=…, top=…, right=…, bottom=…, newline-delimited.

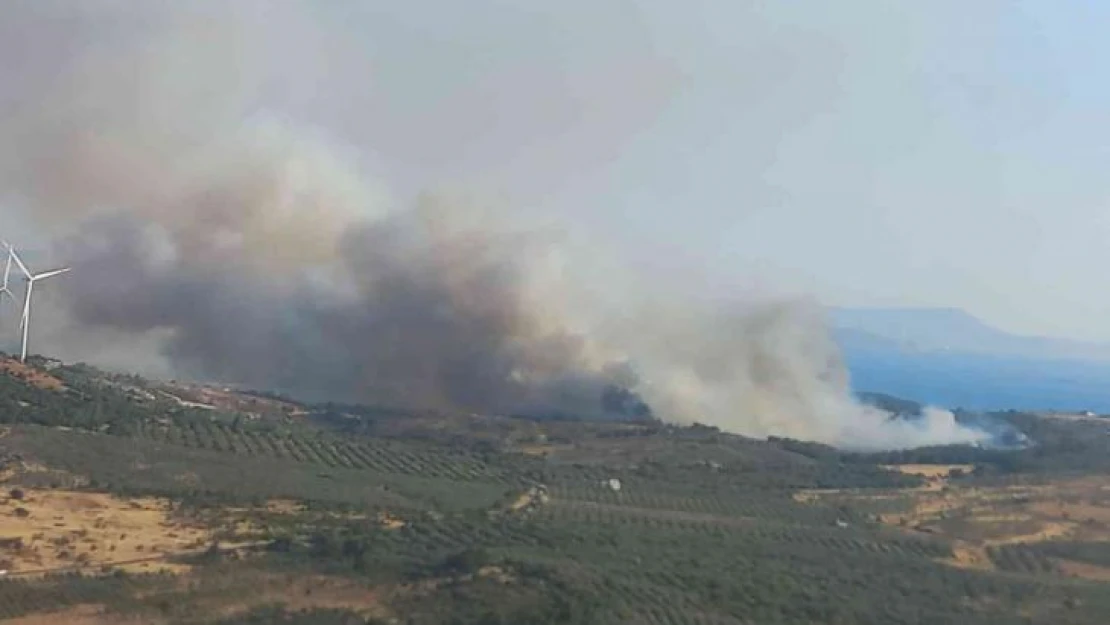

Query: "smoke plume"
left=0, top=3, right=990, bottom=450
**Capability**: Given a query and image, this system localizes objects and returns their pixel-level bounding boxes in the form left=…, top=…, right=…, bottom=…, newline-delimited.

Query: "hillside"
left=1, top=356, right=1110, bottom=623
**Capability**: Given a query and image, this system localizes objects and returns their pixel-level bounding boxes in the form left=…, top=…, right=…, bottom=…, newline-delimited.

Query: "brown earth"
left=945, top=543, right=994, bottom=571
left=0, top=358, right=64, bottom=391
left=0, top=489, right=211, bottom=575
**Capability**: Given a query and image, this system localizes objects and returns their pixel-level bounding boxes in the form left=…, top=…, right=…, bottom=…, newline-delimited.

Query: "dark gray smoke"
left=52, top=184, right=639, bottom=419
left=0, top=2, right=993, bottom=449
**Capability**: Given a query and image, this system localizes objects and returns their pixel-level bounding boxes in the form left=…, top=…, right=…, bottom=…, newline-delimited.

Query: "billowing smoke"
left=0, top=3, right=991, bottom=450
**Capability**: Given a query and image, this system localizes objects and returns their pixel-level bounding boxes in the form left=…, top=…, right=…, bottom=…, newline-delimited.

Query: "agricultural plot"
left=133, top=419, right=511, bottom=483
left=4, top=425, right=510, bottom=513
left=5, top=363, right=1110, bottom=623
left=800, top=466, right=1110, bottom=584
left=544, top=481, right=836, bottom=524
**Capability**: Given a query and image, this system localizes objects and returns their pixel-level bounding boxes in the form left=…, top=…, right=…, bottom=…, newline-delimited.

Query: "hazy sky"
left=4, top=1, right=1110, bottom=341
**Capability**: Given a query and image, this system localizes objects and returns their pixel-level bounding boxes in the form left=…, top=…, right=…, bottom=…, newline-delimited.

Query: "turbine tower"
left=8, top=247, right=70, bottom=363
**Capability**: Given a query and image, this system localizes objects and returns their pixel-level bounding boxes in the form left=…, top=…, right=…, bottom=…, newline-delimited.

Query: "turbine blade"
left=1, top=250, right=11, bottom=291
left=8, top=248, right=31, bottom=280
left=31, top=267, right=71, bottom=281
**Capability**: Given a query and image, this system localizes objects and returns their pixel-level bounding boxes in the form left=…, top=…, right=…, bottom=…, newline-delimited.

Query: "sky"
left=3, top=1, right=1110, bottom=341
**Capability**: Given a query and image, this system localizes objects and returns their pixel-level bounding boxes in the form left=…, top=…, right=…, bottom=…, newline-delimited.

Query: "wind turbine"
left=8, top=246, right=70, bottom=363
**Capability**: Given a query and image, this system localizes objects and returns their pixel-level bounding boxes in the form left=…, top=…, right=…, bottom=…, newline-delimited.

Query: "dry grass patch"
left=884, top=464, right=975, bottom=478
left=264, top=499, right=304, bottom=514
left=882, top=464, right=976, bottom=492
left=944, top=543, right=994, bottom=571
left=377, top=511, right=407, bottom=530
left=0, top=489, right=211, bottom=575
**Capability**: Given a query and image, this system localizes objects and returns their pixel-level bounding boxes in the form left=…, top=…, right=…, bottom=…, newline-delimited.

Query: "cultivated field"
left=802, top=465, right=1110, bottom=581
left=1, top=360, right=1110, bottom=623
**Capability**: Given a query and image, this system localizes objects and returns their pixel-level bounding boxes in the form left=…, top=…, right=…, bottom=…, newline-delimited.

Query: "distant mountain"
left=831, top=308, right=1110, bottom=412
left=830, top=307, right=1110, bottom=361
